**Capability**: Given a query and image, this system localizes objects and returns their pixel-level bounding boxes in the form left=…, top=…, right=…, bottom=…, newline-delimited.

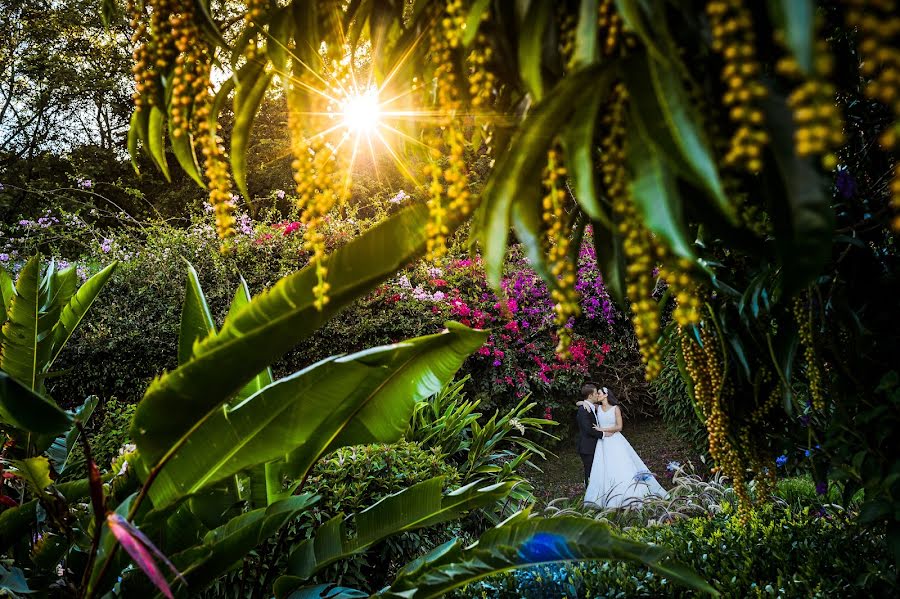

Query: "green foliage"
left=63, top=397, right=136, bottom=480
left=407, top=377, right=557, bottom=523
left=286, top=443, right=463, bottom=590
left=456, top=505, right=895, bottom=598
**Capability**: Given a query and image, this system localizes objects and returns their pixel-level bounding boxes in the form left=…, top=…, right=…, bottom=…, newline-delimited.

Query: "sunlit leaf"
left=138, top=323, right=485, bottom=509
left=475, top=64, right=615, bottom=288
left=284, top=478, right=516, bottom=582
left=47, top=261, right=117, bottom=370
left=627, top=130, right=695, bottom=260
left=231, top=61, right=273, bottom=201
left=178, top=261, right=215, bottom=366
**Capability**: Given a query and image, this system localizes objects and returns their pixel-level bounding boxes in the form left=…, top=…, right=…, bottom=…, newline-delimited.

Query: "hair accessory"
left=602, top=387, right=608, bottom=393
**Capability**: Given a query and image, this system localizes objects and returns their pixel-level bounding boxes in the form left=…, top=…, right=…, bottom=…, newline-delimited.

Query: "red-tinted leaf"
left=107, top=513, right=184, bottom=598
left=0, top=495, right=17, bottom=508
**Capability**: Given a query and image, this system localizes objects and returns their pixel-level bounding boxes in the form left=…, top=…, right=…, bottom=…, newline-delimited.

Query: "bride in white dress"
left=580, top=387, right=666, bottom=508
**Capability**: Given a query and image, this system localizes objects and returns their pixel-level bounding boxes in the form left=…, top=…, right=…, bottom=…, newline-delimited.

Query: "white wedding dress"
left=584, top=405, right=666, bottom=508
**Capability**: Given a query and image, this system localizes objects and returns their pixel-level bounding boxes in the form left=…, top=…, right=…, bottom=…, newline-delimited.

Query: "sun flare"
left=341, top=87, right=381, bottom=134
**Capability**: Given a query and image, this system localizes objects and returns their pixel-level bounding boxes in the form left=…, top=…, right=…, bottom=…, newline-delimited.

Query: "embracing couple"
left=576, top=383, right=665, bottom=508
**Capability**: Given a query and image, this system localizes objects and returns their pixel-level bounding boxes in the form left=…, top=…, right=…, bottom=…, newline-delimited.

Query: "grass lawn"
left=527, top=417, right=707, bottom=504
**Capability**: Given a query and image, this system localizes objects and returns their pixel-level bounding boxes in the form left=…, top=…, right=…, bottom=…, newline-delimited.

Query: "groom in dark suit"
left=576, top=383, right=604, bottom=487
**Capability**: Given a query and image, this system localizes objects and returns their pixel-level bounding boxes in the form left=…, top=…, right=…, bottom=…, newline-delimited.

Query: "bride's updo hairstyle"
left=601, top=386, right=619, bottom=406
left=581, top=383, right=597, bottom=400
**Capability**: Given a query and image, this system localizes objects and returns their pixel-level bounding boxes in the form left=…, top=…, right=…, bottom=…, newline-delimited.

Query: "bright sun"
left=341, top=88, right=381, bottom=134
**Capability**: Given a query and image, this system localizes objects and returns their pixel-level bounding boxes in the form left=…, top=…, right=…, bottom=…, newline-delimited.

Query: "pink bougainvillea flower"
left=430, top=278, right=447, bottom=287
left=107, top=513, right=185, bottom=599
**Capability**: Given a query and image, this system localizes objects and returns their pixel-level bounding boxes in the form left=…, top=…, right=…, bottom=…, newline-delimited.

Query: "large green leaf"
left=623, top=52, right=731, bottom=220
left=592, top=223, right=626, bottom=308
left=136, top=323, right=486, bottom=509
left=378, top=512, right=718, bottom=598
left=613, top=0, right=669, bottom=63
left=127, top=109, right=148, bottom=174
left=767, top=0, right=814, bottom=76
left=47, top=261, right=117, bottom=370
left=225, top=277, right=274, bottom=403
left=0, top=371, right=70, bottom=434
left=560, top=89, right=608, bottom=225
left=0, top=258, right=44, bottom=390
left=571, top=0, right=598, bottom=68
left=46, top=395, right=99, bottom=473
left=178, top=262, right=215, bottom=366
left=517, top=0, right=552, bottom=101
left=283, top=478, right=516, bottom=584
left=627, top=128, right=695, bottom=260
left=132, top=204, right=437, bottom=472
left=9, top=456, right=53, bottom=494
left=761, top=94, right=833, bottom=297
left=231, top=60, right=273, bottom=201
left=168, top=120, right=205, bottom=188
left=0, top=267, right=14, bottom=324
left=474, top=64, right=615, bottom=288
left=148, top=106, right=171, bottom=181
left=171, top=493, right=318, bottom=592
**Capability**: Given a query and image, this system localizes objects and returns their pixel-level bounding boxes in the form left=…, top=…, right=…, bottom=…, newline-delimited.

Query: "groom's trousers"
left=580, top=452, right=593, bottom=486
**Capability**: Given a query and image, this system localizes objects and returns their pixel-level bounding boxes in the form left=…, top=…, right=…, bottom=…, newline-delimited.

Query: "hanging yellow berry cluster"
left=776, top=23, right=845, bottom=170
left=287, top=59, right=354, bottom=310
left=793, top=294, right=825, bottom=410
left=600, top=84, right=663, bottom=378
left=468, top=18, right=496, bottom=109
left=680, top=325, right=751, bottom=520
left=658, top=257, right=704, bottom=327
left=169, top=0, right=209, bottom=138
left=127, top=0, right=156, bottom=112
left=558, top=8, right=577, bottom=66
left=542, top=146, right=581, bottom=358
left=128, top=0, right=236, bottom=243
left=597, top=0, right=626, bottom=57
left=422, top=0, right=474, bottom=262
left=845, top=0, right=900, bottom=230
left=707, top=0, right=769, bottom=173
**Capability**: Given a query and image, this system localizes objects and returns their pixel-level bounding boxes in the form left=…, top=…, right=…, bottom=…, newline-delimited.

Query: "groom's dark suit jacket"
left=576, top=406, right=604, bottom=455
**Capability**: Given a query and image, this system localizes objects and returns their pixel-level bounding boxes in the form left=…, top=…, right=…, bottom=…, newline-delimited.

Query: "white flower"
left=509, top=418, right=526, bottom=435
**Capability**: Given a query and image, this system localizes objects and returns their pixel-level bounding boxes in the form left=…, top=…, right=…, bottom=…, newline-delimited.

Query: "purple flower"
left=79, top=179, right=92, bottom=189
left=432, top=291, right=445, bottom=301
left=816, top=481, right=828, bottom=495
left=0, top=253, right=8, bottom=262
left=492, top=359, right=502, bottom=367
left=835, top=169, right=856, bottom=199
left=389, top=190, right=408, bottom=204
left=775, top=454, right=788, bottom=467
left=275, top=189, right=286, bottom=200
left=100, top=238, right=112, bottom=254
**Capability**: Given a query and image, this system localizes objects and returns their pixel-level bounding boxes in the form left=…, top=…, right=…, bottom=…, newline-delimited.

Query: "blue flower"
left=776, top=454, right=788, bottom=467
left=804, top=449, right=812, bottom=457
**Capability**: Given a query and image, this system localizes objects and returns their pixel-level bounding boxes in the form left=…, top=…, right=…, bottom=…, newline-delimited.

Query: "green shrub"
left=296, top=441, right=464, bottom=592
left=455, top=505, right=895, bottom=598
left=63, top=397, right=137, bottom=480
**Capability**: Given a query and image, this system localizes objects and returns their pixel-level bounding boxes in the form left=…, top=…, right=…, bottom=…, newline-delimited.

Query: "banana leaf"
left=136, top=323, right=487, bottom=509
left=283, top=478, right=517, bottom=583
